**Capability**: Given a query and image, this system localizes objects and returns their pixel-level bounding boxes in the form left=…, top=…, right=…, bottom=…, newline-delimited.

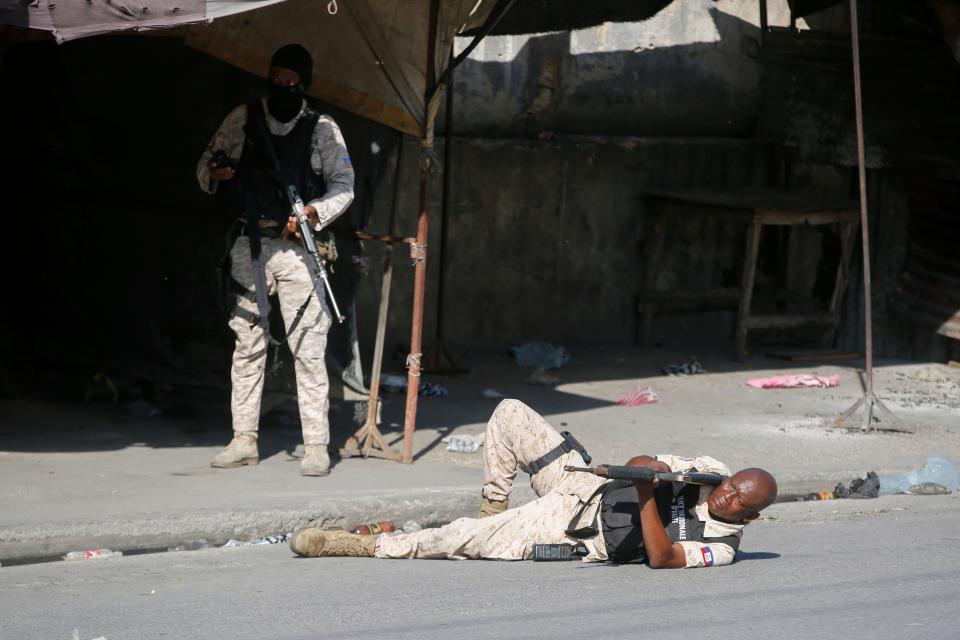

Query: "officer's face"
left=269, top=66, right=302, bottom=89
left=707, top=473, right=765, bottom=523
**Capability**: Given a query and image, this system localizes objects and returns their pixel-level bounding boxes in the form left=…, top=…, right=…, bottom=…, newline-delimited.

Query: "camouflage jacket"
left=196, top=97, right=355, bottom=231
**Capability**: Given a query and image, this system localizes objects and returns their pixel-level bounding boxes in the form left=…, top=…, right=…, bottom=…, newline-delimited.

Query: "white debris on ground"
left=886, top=366, right=960, bottom=412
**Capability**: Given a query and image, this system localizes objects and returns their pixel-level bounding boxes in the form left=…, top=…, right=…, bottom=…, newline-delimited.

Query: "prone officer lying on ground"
left=290, top=400, right=778, bottom=567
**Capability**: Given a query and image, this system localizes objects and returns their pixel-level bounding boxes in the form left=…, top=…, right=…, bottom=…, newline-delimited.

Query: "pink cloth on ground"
left=618, top=384, right=658, bottom=406
left=746, top=374, right=839, bottom=389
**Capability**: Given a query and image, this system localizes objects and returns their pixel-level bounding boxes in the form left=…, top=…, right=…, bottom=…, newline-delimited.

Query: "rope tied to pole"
left=409, top=242, right=427, bottom=264
left=405, top=352, right=423, bottom=376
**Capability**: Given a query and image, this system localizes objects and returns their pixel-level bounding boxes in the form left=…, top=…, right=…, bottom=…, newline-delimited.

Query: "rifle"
left=564, top=464, right=726, bottom=486
left=286, top=185, right=345, bottom=324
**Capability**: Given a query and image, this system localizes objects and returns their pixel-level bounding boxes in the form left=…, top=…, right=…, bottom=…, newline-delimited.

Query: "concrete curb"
left=0, top=477, right=841, bottom=564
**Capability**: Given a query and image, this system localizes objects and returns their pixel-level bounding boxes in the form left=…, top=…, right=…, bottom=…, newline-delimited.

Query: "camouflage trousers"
left=228, top=235, right=332, bottom=445
left=376, top=399, right=609, bottom=561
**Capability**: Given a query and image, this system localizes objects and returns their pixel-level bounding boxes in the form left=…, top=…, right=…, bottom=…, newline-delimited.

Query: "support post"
left=834, top=0, right=898, bottom=431
left=402, top=149, right=431, bottom=463
left=339, top=142, right=406, bottom=462
left=401, top=0, right=441, bottom=464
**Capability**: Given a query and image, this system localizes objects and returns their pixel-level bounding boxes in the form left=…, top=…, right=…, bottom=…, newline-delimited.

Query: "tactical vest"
left=601, top=481, right=741, bottom=563
left=236, top=100, right=325, bottom=225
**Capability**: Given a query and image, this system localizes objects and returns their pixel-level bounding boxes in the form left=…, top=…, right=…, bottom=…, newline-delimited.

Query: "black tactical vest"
left=236, top=100, right=325, bottom=225
left=600, top=481, right=741, bottom=563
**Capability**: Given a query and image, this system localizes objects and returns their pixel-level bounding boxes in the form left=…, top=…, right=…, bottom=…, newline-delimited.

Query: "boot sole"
left=211, top=457, right=259, bottom=469
left=300, top=468, right=331, bottom=477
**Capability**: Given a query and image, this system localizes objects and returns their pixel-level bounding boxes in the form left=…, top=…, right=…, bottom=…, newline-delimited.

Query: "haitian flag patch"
left=342, top=156, right=353, bottom=169
left=701, top=546, right=715, bottom=566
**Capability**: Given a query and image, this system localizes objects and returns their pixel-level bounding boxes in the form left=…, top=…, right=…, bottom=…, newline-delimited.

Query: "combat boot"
left=211, top=432, right=259, bottom=468
left=290, top=528, right=376, bottom=557
left=301, top=445, right=331, bottom=476
left=479, top=496, right=509, bottom=518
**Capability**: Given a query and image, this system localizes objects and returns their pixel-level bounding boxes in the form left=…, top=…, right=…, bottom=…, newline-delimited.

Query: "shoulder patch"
left=701, top=546, right=715, bottom=567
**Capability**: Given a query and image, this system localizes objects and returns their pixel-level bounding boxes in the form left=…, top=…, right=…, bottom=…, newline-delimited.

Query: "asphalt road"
left=3, top=495, right=959, bottom=640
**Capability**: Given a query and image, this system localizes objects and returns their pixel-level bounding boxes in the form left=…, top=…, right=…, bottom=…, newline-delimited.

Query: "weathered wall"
left=447, top=0, right=795, bottom=137
left=356, top=135, right=780, bottom=358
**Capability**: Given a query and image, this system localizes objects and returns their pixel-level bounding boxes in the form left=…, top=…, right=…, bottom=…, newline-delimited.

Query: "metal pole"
left=834, top=0, right=897, bottom=431
left=850, top=0, right=875, bottom=427
left=402, top=157, right=430, bottom=463
left=759, top=0, right=768, bottom=47
left=401, top=0, right=440, bottom=463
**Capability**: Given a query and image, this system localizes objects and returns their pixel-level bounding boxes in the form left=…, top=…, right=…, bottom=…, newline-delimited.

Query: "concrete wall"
left=446, top=0, right=796, bottom=137
left=355, top=135, right=780, bottom=358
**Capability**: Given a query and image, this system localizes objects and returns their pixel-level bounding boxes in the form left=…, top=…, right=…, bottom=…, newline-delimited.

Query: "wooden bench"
left=638, top=189, right=860, bottom=359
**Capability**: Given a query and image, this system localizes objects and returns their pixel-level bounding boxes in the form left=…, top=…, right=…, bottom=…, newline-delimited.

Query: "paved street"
left=3, top=494, right=959, bottom=640
left=3, top=351, right=959, bottom=563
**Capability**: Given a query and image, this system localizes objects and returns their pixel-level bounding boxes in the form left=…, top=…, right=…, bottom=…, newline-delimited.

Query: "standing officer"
left=196, top=44, right=354, bottom=476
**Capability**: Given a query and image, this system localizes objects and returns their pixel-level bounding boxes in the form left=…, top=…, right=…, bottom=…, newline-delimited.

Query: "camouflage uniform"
left=377, top=400, right=745, bottom=565
left=197, top=98, right=354, bottom=446
left=377, top=399, right=611, bottom=561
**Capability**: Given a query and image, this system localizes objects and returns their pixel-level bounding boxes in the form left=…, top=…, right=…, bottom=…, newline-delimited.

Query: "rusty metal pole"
left=401, top=158, right=431, bottom=463
left=850, top=0, right=875, bottom=427
left=834, top=0, right=898, bottom=431
left=401, top=0, right=440, bottom=463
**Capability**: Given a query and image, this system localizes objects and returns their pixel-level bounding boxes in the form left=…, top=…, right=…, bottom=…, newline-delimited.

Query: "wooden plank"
left=754, top=210, right=859, bottom=225
left=735, top=221, right=763, bottom=360
left=741, top=314, right=838, bottom=329
left=767, top=349, right=860, bottom=361
left=637, top=288, right=740, bottom=302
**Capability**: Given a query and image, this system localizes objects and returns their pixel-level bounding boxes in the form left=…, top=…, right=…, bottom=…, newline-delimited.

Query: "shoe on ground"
left=479, top=496, right=509, bottom=518
left=301, top=445, right=331, bottom=476
left=290, top=528, right=376, bottom=557
left=211, top=432, right=259, bottom=468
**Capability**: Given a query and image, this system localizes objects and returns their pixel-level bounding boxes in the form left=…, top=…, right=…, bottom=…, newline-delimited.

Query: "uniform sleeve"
left=678, top=541, right=736, bottom=568
left=308, top=115, right=355, bottom=230
left=196, top=105, right=247, bottom=195
left=655, top=454, right=731, bottom=476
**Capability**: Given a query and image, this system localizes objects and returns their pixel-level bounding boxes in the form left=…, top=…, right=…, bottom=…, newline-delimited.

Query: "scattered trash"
left=510, top=342, right=570, bottom=370
left=526, top=368, right=560, bottom=386
left=879, top=456, right=958, bottom=496
left=796, top=491, right=836, bottom=501
left=401, top=520, right=422, bottom=533
left=536, top=130, right=555, bottom=141
left=351, top=520, right=396, bottom=535
left=617, top=384, right=658, bottom=406
left=419, top=382, right=448, bottom=397
left=481, top=388, right=505, bottom=400
left=222, top=533, right=291, bottom=547
left=64, top=548, right=123, bottom=561
left=661, top=357, right=703, bottom=377
left=746, top=374, right=839, bottom=389
left=832, top=471, right=880, bottom=499
left=444, top=433, right=485, bottom=453
left=124, top=398, right=162, bottom=418
left=167, top=539, right=210, bottom=552
left=906, top=482, right=951, bottom=495
left=380, top=374, right=408, bottom=394
left=72, top=632, right=106, bottom=640
left=379, top=375, right=447, bottom=396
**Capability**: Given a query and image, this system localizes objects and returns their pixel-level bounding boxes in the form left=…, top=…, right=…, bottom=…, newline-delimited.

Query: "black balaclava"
left=267, top=44, right=313, bottom=123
